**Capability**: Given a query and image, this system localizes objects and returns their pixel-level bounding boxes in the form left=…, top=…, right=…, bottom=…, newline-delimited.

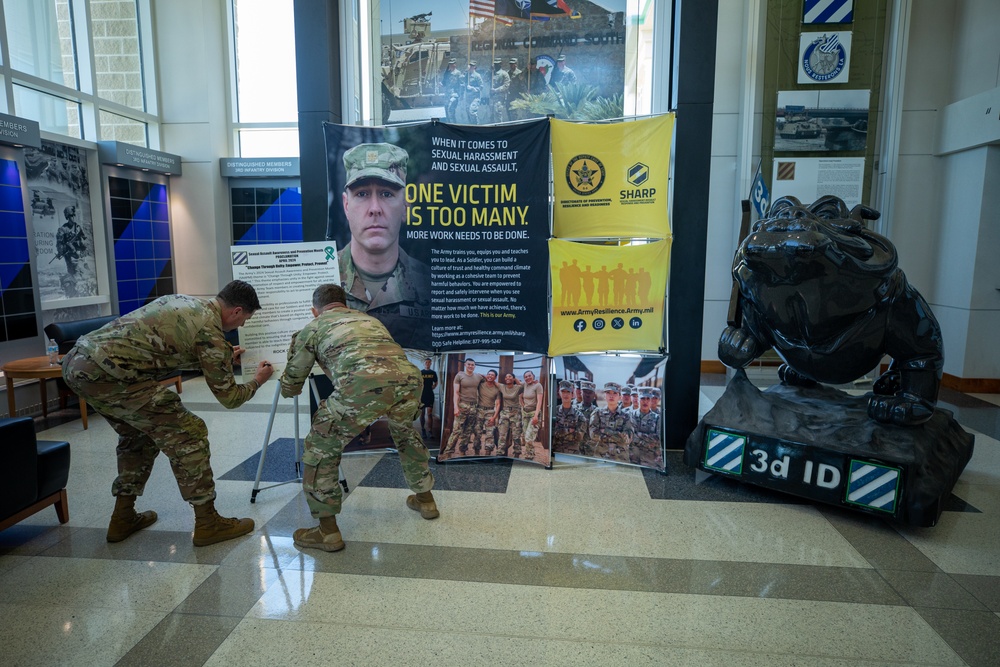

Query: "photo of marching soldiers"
left=438, top=352, right=550, bottom=467
left=552, top=354, right=666, bottom=471
left=25, top=141, right=98, bottom=302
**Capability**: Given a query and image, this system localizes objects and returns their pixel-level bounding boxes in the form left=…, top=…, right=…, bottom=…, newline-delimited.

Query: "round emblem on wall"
left=566, top=154, right=606, bottom=196
left=802, top=34, right=846, bottom=83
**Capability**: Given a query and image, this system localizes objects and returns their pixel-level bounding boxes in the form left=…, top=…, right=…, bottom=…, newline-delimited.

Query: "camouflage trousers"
left=521, top=408, right=539, bottom=449
left=552, top=433, right=581, bottom=455
left=630, top=435, right=663, bottom=468
left=303, top=370, right=433, bottom=518
left=442, top=402, right=477, bottom=457
left=476, top=406, right=498, bottom=454
left=62, top=349, right=216, bottom=505
left=496, top=406, right=522, bottom=457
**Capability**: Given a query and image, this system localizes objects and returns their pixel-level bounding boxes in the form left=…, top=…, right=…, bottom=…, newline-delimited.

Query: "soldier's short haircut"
left=312, top=283, right=347, bottom=309
left=217, top=280, right=262, bottom=312
left=465, top=357, right=477, bottom=365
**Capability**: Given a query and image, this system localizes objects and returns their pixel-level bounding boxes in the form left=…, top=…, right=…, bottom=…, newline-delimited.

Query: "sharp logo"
left=627, top=162, right=648, bottom=186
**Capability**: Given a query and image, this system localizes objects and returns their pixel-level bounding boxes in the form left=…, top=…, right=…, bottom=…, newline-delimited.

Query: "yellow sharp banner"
left=551, top=115, right=674, bottom=238
left=548, top=239, right=671, bottom=356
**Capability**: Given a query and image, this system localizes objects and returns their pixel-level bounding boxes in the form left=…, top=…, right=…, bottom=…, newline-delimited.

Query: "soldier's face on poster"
left=342, top=179, right=407, bottom=255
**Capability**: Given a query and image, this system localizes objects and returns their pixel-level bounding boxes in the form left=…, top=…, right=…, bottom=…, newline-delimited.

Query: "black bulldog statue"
left=719, top=195, right=943, bottom=426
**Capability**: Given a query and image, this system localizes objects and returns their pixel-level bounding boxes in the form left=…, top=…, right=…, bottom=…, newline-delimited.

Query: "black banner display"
left=324, top=118, right=550, bottom=353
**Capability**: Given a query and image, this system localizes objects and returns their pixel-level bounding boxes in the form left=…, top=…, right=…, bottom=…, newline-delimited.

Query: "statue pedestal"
left=683, top=370, right=974, bottom=527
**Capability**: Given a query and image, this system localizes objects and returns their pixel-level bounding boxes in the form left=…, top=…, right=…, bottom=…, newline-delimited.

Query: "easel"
left=250, top=377, right=349, bottom=503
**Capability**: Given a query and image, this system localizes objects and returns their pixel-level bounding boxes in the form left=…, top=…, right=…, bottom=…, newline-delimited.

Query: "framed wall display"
left=553, top=353, right=666, bottom=471
left=438, top=351, right=550, bottom=467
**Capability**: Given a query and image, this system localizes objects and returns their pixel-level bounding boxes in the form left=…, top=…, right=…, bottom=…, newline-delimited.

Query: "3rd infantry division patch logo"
left=566, top=154, right=606, bottom=196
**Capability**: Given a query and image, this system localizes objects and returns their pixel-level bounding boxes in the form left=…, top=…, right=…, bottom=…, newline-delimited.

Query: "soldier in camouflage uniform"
left=519, top=369, right=543, bottom=460
left=338, top=142, right=430, bottom=350
left=62, top=280, right=274, bottom=546
left=442, top=58, right=464, bottom=122
left=441, top=357, right=483, bottom=459
left=552, top=380, right=586, bottom=455
left=496, top=373, right=523, bottom=457
left=465, top=60, right=484, bottom=124
left=588, top=381, right=634, bottom=463
left=280, top=283, right=438, bottom=552
left=577, top=380, right=599, bottom=455
left=620, top=385, right=634, bottom=414
left=630, top=386, right=663, bottom=469
left=650, top=386, right=662, bottom=414
left=490, top=58, right=511, bottom=123
left=474, top=369, right=502, bottom=455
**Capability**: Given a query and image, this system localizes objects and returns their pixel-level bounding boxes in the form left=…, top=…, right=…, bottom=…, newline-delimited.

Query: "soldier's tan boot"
left=192, top=501, right=254, bottom=547
left=293, top=516, right=345, bottom=552
left=406, top=491, right=440, bottom=520
left=107, top=494, right=158, bottom=543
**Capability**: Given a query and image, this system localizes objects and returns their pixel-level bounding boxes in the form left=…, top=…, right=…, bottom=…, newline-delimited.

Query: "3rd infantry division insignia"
left=566, top=154, right=605, bottom=196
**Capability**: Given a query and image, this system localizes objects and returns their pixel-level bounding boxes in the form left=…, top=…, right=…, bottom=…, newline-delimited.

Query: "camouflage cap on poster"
left=651, top=387, right=661, bottom=397
left=580, top=380, right=596, bottom=391
left=638, top=387, right=656, bottom=398
left=469, top=60, right=477, bottom=67
left=493, top=58, right=502, bottom=65
left=621, top=385, right=634, bottom=395
left=509, top=58, right=518, bottom=64
left=448, top=58, right=456, bottom=65
left=559, top=380, right=575, bottom=391
left=603, top=381, right=622, bottom=393
left=342, top=143, right=408, bottom=189
left=557, top=55, right=567, bottom=62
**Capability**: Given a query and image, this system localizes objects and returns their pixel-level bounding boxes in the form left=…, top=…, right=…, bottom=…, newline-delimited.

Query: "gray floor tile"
left=820, top=507, right=940, bottom=571
left=38, top=526, right=247, bottom=565
left=174, top=565, right=280, bottom=617
left=951, top=574, right=1000, bottom=611
left=115, top=613, right=242, bottom=667
left=879, top=569, right=989, bottom=610
left=915, top=606, right=1000, bottom=667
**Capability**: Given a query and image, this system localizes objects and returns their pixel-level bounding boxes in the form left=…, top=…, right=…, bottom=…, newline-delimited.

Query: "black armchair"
left=0, top=417, right=71, bottom=532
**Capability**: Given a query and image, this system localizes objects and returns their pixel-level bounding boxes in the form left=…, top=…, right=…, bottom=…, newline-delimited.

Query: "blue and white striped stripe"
left=804, top=0, right=854, bottom=25
left=705, top=430, right=745, bottom=474
left=847, top=461, right=899, bottom=512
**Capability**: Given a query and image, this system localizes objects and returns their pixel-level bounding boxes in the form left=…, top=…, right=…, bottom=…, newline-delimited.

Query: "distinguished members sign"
left=230, top=241, right=339, bottom=382
left=325, top=119, right=551, bottom=353
left=551, top=115, right=674, bottom=238
left=548, top=239, right=670, bottom=356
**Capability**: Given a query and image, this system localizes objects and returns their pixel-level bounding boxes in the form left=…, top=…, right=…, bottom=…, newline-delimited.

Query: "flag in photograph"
left=495, top=0, right=578, bottom=20
left=803, top=0, right=854, bottom=24
left=470, top=0, right=496, bottom=21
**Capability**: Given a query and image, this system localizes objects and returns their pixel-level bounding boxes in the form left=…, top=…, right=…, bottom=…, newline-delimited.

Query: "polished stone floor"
left=1, top=373, right=999, bottom=666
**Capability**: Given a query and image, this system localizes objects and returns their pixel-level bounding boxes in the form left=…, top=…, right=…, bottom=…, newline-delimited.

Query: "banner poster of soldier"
left=551, top=114, right=674, bottom=238
left=25, top=141, right=98, bottom=303
left=378, top=0, right=627, bottom=125
left=438, top=352, right=551, bottom=467
left=548, top=238, right=669, bottom=357
left=553, top=353, right=666, bottom=471
left=324, top=117, right=551, bottom=354
left=405, top=350, right=443, bottom=447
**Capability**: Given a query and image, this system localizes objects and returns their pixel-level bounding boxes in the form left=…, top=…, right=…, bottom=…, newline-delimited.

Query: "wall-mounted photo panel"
left=553, top=354, right=666, bottom=472
left=771, top=157, right=865, bottom=209
left=406, top=350, right=443, bottom=449
left=775, top=90, right=870, bottom=153
left=25, top=141, right=97, bottom=304
left=438, top=352, right=550, bottom=467
left=549, top=239, right=669, bottom=357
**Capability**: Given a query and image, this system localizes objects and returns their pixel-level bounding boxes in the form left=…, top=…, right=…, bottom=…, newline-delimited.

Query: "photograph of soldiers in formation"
left=25, top=141, right=98, bottom=302
left=438, top=353, right=550, bottom=467
left=552, top=354, right=665, bottom=471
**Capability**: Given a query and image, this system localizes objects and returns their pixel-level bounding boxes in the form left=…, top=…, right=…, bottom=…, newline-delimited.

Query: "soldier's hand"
left=232, top=345, right=246, bottom=362
left=254, top=361, right=274, bottom=385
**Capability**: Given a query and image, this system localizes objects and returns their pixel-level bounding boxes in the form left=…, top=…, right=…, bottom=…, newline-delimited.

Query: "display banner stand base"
left=683, top=369, right=974, bottom=527
left=251, top=379, right=349, bottom=503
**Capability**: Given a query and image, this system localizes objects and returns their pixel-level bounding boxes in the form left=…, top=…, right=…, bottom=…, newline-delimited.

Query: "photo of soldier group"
left=438, top=352, right=550, bottom=467
left=25, top=141, right=97, bottom=303
left=552, top=354, right=665, bottom=471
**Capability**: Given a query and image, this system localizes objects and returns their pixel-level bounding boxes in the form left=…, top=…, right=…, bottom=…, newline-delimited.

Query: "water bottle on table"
left=47, top=338, right=59, bottom=366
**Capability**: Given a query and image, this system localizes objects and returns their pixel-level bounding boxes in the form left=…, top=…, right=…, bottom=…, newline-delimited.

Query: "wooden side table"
left=2, top=356, right=88, bottom=429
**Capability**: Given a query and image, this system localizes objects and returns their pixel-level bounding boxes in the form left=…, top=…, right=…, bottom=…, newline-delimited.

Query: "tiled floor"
left=1, top=373, right=999, bottom=666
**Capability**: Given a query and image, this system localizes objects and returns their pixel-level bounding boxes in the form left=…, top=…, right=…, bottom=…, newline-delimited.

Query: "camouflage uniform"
left=280, top=306, right=433, bottom=518
left=56, top=215, right=85, bottom=297
left=520, top=379, right=544, bottom=458
left=497, top=382, right=524, bottom=457
left=552, top=404, right=586, bottom=454
left=465, top=63, right=484, bottom=124
left=442, top=370, right=483, bottom=457
left=442, top=61, right=464, bottom=122
left=490, top=62, right=511, bottom=123
left=577, top=380, right=598, bottom=455
left=338, top=243, right=430, bottom=350
left=631, top=408, right=662, bottom=468
left=589, top=380, right=634, bottom=464
left=62, top=295, right=260, bottom=505
left=474, top=380, right=501, bottom=455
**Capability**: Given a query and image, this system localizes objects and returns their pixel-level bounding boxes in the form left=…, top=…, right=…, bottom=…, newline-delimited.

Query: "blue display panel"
left=109, top=176, right=173, bottom=315
left=0, top=158, right=38, bottom=342
left=231, top=186, right=302, bottom=245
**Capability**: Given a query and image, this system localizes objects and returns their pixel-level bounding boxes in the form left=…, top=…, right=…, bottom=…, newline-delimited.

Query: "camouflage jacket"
left=74, top=295, right=257, bottom=409
left=632, top=409, right=661, bottom=445
left=589, top=407, right=634, bottom=448
left=553, top=405, right=586, bottom=444
left=280, top=305, right=416, bottom=399
left=338, top=243, right=431, bottom=350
